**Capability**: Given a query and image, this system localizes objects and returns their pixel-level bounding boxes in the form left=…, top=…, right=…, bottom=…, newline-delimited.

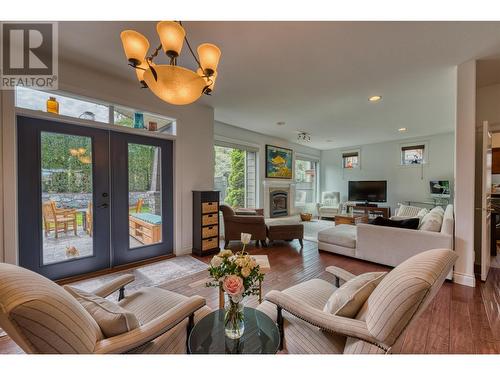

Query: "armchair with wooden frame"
left=42, top=201, right=78, bottom=238
left=0, top=263, right=209, bottom=354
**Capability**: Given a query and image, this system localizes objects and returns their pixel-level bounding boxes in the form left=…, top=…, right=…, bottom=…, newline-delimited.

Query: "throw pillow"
left=430, top=206, right=445, bottom=217
left=323, top=272, right=387, bottom=318
left=419, top=211, right=443, bottom=232
left=396, top=204, right=422, bottom=218
left=372, top=216, right=420, bottom=230
left=64, top=286, right=140, bottom=338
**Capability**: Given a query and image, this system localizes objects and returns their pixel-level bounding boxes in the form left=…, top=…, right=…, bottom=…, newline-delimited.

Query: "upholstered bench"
left=266, top=221, right=304, bottom=247
left=317, top=224, right=357, bottom=257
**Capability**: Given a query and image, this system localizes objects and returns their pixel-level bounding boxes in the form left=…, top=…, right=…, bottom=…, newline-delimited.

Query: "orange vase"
left=46, top=97, right=59, bottom=114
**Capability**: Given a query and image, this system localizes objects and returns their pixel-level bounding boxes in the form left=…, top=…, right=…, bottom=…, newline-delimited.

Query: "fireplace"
left=270, top=190, right=289, bottom=217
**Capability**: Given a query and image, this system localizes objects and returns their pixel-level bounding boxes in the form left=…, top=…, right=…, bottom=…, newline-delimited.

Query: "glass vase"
left=224, top=296, right=245, bottom=339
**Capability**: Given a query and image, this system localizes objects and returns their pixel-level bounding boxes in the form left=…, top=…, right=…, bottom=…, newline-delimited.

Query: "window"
left=15, top=86, right=176, bottom=135
left=16, top=86, right=110, bottom=123
left=342, top=151, right=359, bottom=169
left=114, top=105, right=176, bottom=135
left=214, top=144, right=257, bottom=209
left=295, top=159, right=318, bottom=207
left=401, top=144, right=425, bottom=165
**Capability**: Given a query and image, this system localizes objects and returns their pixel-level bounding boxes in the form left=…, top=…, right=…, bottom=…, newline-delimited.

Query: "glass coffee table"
left=188, top=307, right=280, bottom=354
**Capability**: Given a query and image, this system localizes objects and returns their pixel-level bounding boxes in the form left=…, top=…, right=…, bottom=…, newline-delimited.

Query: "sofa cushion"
left=65, top=286, right=140, bottom=338
left=318, top=224, right=357, bottom=249
left=372, top=217, right=419, bottom=230
left=419, top=211, right=443, bottom=232
left=440, top=204, right=454, bottom=235
left=323, top=272, right=386, bottom=317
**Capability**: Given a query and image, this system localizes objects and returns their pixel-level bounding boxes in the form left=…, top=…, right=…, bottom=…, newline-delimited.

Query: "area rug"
left=266, top=215, right=334, bottom=242
left=68, top=255, right=209, bottom=298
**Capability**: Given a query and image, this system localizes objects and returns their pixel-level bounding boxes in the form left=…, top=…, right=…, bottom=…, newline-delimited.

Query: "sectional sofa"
left=317, top=205, right=454, bottom=269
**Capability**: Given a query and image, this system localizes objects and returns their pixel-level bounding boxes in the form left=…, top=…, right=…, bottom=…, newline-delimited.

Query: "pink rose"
left=223, top=275, right=244, bottom=297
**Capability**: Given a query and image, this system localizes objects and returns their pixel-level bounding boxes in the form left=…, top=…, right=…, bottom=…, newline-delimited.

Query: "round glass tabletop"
left=188, top=307, right=280, bottom=354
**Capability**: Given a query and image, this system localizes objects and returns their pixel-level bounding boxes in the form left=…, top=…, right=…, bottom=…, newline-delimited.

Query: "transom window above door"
left=15, top=86, right=176, bottom=135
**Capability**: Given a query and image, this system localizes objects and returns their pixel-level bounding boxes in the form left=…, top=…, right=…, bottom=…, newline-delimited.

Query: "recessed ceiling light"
left=369, top=95, right=382, bottom=102
left=276, top=121, right=286, bottom=126
left=398, top=127, right=408, bottom=132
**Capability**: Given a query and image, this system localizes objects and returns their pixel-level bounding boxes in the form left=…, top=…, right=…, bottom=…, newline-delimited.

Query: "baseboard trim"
left=453, top=271, right=476, bottom=287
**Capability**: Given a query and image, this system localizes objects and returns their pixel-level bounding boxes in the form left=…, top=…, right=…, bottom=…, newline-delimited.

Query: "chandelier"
left=120, top=21, right=221, bottom=105
left=297, top=131, right=311, bottom=143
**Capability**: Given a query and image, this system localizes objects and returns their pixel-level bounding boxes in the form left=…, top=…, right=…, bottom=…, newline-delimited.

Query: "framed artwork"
left=265, top=145, right=293, bottom=179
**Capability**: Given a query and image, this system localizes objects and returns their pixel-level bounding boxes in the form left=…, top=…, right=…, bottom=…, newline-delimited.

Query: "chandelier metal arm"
left=179, top=21, right=204, bottom=72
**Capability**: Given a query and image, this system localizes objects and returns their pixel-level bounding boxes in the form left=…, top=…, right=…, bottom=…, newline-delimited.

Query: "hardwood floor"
left=1, top=240, right=499, bottom=354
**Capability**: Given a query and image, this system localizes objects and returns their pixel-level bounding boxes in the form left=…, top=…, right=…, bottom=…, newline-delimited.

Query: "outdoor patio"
left=42, top=228, right=143, bottom=265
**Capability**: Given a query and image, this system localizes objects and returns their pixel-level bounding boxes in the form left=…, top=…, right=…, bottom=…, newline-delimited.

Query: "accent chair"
left=258, top=248, right=457, bottom=354
left=316, top=191, right=341, bottom=219
left=0, top=263, right=208, bottom=354
left=220, top=204, right=267, bottom=248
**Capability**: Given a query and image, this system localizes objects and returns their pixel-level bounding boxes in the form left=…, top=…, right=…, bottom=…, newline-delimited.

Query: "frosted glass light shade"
left=120, top=30, right=150, bottom=65
left=197, top=68, right=217, bottom=92
left=157, top=21, right=185, bottom=57
left=144, top=65, right=206, bottom=105
left=197, top=43, right=221, bottom=75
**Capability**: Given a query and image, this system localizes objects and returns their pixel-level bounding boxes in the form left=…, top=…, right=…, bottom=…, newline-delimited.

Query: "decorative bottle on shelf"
left=46, top=97, right=59, bottom=114
left=134, top=112, right=144, bottom=129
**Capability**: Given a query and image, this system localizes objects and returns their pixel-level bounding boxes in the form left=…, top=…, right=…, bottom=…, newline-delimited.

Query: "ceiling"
left=59, top=21, right=500, bottom=150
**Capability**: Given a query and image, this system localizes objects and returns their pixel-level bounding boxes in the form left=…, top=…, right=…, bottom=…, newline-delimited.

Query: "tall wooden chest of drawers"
left=192, top=191, right=220, bottom=256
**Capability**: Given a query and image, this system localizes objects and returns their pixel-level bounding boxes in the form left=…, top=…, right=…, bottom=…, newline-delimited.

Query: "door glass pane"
left=128, top=143, right=162, bottom=248
left=41, top=132, right=93, bottom=265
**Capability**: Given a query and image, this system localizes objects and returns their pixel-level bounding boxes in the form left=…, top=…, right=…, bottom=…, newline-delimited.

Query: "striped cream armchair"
left=0, top=263, right=209, bottom=354
left=258, top=248, right=457, bottom=354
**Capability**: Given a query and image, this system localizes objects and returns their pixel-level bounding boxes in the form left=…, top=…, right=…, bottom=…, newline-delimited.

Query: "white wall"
left=320, top=133, right=455, bottom=213
left=454, top=60, right=476, bottom=287
left=214, top=121, right=321, bottom=211
left=1, top=58, right=215, bottom=262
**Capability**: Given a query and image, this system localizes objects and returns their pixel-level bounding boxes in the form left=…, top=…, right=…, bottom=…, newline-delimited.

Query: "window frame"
left=14, top=86, right=176, bottom=136
left=294, top=157, right=319, bottom=206
left=213, top=138, right=259, bottom=209
left=400, top=141, right=428, bottom=167
left=341, top=149, right=361, bottom=169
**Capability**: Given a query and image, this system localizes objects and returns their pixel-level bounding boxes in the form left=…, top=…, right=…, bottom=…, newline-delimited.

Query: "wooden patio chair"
left=86, top=201, right=93, bottom=237
left=42, top=201, right=78, bottom=238
left=129, top=198, right=143, bottom=213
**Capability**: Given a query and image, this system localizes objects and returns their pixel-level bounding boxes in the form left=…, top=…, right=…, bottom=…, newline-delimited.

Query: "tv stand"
left=356, top=202, right=378, bottom=207
left=350, top=205, right=390, bottom=219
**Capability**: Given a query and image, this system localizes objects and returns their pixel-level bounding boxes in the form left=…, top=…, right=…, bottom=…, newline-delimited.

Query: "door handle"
left=98, top=203, right=109, bottom=209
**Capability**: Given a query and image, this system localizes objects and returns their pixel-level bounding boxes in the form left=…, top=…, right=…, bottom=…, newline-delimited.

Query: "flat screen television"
left=348, top=180, right=387, bottom=203
left=429, top=180, right=450, bottom=197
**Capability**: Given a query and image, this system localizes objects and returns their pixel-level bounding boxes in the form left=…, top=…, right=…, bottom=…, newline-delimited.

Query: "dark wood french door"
left=17, top=115, right=173, bottom=280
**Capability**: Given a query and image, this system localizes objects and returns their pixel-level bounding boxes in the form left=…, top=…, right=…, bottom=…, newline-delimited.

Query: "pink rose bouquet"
left=206, top=234, right=265, bottom=338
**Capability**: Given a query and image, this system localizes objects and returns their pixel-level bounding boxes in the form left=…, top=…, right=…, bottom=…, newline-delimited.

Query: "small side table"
left=188, top=307, right=280, bottom=354
left=334, top=214, right=369, bottom=225
left=218, top=254, right=270, bottom=309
